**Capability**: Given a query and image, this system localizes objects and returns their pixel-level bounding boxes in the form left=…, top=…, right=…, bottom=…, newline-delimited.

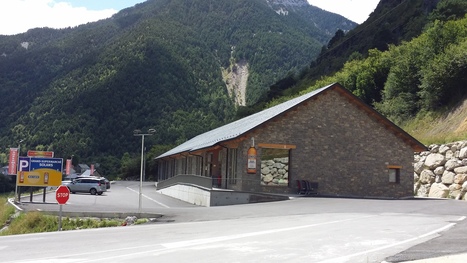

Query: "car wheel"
left=97, top=192, right=103, bottom=195
left=90, top=188, right=97, bottom=195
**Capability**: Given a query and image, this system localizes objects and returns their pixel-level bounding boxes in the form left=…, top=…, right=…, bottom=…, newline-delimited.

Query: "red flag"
left=90, top=164, right=94, bottom=176
left=8, top=148, right=18, bottom=175
left=66, top=159, right=72, bottom=175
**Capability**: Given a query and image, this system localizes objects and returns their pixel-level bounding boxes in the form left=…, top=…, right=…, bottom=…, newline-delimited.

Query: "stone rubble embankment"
left=261, top=158, right=289, bottom=186
left=414, top=140, right=467, bottom=200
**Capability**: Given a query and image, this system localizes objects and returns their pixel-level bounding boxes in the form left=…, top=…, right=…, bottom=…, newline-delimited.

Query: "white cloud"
left=0, top=0, right=380, bottom=35
left=0, top=0, right=117, bottom=35
left=307, top=0, right=379, bottom=24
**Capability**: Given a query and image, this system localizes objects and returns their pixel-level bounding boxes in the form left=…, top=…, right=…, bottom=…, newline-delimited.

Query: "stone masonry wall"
left=414, top=140, right=467, bottom=200
left=240, top=88, right=414, bottom=198
left=260, top=158, right=289, bottom=186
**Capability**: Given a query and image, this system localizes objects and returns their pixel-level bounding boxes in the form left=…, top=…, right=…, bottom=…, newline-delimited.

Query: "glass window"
left=261, top=148, right=289, bottom=186
left=228, top=148, right=237, bottom=184
left=388, top=168, right=400, bottom=183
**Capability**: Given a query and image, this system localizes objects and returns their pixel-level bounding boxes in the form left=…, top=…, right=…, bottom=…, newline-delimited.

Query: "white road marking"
left=323, top=222, right=459, bottom=263
left=161, top=215, right=376, bottom=249
left=4, top=215, right=462, bottom=263
left=69, top=215, right=376, bottom=262
left=126, top=187, right=170, bottom=208
left=7, top=198, right=23, bottom=211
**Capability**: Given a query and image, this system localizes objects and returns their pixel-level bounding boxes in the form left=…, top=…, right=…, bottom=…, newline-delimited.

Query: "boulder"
left=449, top=184, right=462, bottom=199
left=462, top=141, right=467, bottom=148
left=429, top=144, right=439, bottom=153
left=414, top=173, right=419, bottom=182
left=439, top=144, right=451, bottom=154
left=417, top=184, right=430, bottom=197
left=274, top=163, right=285, bottom=169
left=445, top=159, right=461, bottom=171
left=459, top=147, right=467, bottom=158
left=441, top=171, right=455, bottom=185
left=420, top=151, right=430, bottom=157
left=124, top=216, right=138, bottom=226
left=424, top=153, right=446, bottom=169
left=414, top=155, right=422, bottom=163
left=445, top=150, right=454, bottom=159
left=454, top=166, right=467, bottom=174
left=263, top=174, right=273, bottom=183
left=414, top=161, right=424, bottom=174
left=454, top=174, right=467, bottom=184
left=274, top=157, right=289, bottom=164
left=433, top=166, right=445, bottom=175
left=261, top=167, right=270, bottom=175
left=419, top=170, right=436, bottom=184
left=414, top=181, right=421, bottom=194
left=428, top=183, right=449, bottom=198
left=278, top=179, right=287, bottom=185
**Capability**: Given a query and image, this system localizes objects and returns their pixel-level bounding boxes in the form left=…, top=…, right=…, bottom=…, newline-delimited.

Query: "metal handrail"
left=156, top=174, right=213, bottom=190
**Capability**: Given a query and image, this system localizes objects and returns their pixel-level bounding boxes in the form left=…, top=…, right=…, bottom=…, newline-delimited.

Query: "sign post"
left=55, top=185, right=70, bottom=231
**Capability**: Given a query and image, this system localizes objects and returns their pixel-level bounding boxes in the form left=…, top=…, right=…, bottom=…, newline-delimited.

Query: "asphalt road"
left=17, top=181, right=196, bottom=213
left=3, top=181, right=467, bottom=263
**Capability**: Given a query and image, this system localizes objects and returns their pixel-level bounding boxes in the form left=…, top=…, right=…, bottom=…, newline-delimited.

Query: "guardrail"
left=156, top=174, right=213, bottom=190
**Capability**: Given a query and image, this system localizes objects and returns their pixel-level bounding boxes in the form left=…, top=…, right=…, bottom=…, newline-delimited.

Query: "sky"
left=0, top=0, right=380, bottom=36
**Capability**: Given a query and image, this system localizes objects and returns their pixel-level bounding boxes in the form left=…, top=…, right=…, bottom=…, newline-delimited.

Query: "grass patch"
left=403, top=102, right=467, bottom=145
left=1, top=195, right=152, bottom=236
left=135, top=218, right=149, bottom=225
left=0, top=195, right=16, bottom=229
left=0, top=211, right=126, bottom=236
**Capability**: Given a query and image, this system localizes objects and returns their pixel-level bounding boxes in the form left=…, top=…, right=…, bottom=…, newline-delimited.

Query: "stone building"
left=155, top=83, right=426, bottom=199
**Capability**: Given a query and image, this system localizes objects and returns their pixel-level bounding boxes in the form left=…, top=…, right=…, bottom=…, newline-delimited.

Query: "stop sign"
left=56, top=185, right=70, bottom=204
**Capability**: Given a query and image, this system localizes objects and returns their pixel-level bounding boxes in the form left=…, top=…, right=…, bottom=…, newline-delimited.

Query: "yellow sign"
left=16, top=157, right=63, bottom=187
left=17, top=169, right=62, bottom=187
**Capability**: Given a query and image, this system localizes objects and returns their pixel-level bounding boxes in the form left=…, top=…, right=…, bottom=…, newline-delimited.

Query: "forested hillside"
left=0, top=0, right=356, bottom=177
left=266, top=0, right=467, bottom=143
left=238, top=0, right=448, bottom=116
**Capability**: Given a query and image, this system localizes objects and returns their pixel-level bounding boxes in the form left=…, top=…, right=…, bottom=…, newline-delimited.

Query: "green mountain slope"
left=239, top=0, right=446, bottom=115
left=311, top=0, right=441, bottom=78
left=0, top=0, right=356, bottom=176
left=264, top=0, right=467, bottom=143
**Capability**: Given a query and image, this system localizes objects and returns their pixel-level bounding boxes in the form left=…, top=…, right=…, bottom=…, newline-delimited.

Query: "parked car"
left=104, top=178, right=110, bottom=189
left=72, top=176, right=110, bottom=189
left=62, top=177, right=107, bottom=195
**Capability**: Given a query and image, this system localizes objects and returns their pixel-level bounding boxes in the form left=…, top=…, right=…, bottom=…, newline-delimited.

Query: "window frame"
left=259, top=146, right=292, bottom=187
left=387, top=165, right=401, bottom=184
